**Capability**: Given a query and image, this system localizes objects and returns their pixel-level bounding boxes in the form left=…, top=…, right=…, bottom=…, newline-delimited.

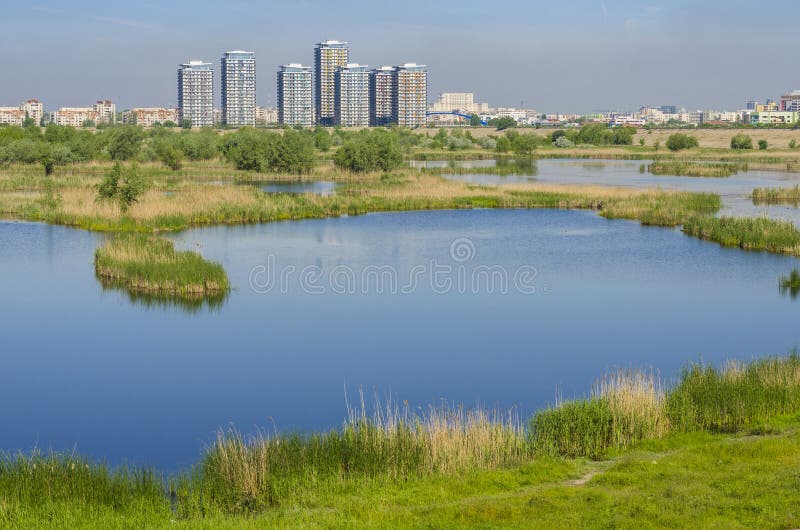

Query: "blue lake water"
left=2, top=208, right=800, bottom=471
left=413, top=158, right=800, bottom=226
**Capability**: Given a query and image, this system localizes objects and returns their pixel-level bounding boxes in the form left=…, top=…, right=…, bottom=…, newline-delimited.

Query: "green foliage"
left=106, top=126, right=146, bottom=161
left=489, top=116, right=517, bottom=130
left=790, top=139, right=797, bottom=149
left=313, top=127, right=332, bottom=151
left=564, top=124, right=636, bottom=146
left=95, top=234, right=230, bottom=297
left=96, top=162, right=147, bottom=212
left=469, top=114, right=482, bottom=127
left=665, top=133, right=699, bottom=151
left=154, top=141, right=183, bottom=170
left=495, top=136, right=512, bottom=153
left=529, top=399, right=617, bottom=459
left=683, top=216, right=800, bottom=254
left=731, top=133, right=753, bottom=150
left=758, top=139, right=768, bottom=150
left=333, top=129, right=404, bottom=172
left=221, top=128, right=316, bottom=174
left=666, top=354, right=800, bottom=432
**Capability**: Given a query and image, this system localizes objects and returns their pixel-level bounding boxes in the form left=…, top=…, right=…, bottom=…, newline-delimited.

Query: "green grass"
left=752, top=185, right=800, bottom=205
left=4, top=356, right=800, bottom=528
left=682, top=216, right=800, bottom=255
left=647, top=161, right=746, bottom=178
left=94, top=234, right=230, bottom=299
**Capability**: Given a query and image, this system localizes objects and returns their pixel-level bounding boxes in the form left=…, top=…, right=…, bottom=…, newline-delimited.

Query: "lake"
left=2, top=207, right=800, bottom=471
left=413, top=158, right=800, bottom=226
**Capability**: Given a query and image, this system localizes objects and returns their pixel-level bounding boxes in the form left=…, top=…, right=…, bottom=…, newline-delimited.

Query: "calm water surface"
left=415, top=159, right=800, bottom=225
left=2, top=208, right=800, bottom=470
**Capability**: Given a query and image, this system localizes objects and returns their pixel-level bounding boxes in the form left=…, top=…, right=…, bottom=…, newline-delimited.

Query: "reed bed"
left=648, top=161, right=746, bottom=178
left=529, top=370, right=668, bottom=459
left=178, top=399, right=527, bottom=514
left=752, top=185, right=800, bottom=205
left=666, top=354, right=800, bottom=432
left=682, top=216, right=800, bottom=255
left=94, top=234, right=230, bottom=298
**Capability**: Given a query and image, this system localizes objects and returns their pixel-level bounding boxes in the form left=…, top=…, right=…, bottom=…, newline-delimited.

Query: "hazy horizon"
left=2, top=0, right=798, bottom=113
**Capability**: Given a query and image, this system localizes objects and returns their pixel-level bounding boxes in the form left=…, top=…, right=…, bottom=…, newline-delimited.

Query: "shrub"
left=97, top=162, right=148, bottom=212
left=554, top=136, right=574, bottom=148
left=790, top=139, right=797, bottom=149
left=333, top=130, right=403, bottom=172
left=666, top=133, right=699, bottom=152
left=731, top=133, right=753, bottom=150
left=758, top=139, right=768, bottom=150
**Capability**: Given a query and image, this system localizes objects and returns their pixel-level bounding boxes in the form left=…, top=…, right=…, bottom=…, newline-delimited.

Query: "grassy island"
left=647, top=161, right=745, bottom=178
left=752, top=185, right=800, bottom=205
left=2, top=354, right=800, bottom=528
left=94, top=234, right=229, bottom=299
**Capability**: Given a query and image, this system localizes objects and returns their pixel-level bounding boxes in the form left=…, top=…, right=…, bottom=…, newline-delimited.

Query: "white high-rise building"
left=394, top=63, right=428, bottom=128
left=278, top=64, right=313, bottom=127
left=370, top=67, right=396, bottom=127
left=429, top=93, right=489, bottom=114
left=178, top=60, right=213, bottom=127
left=92, top=100, right=116, bottom=124
left=221, top=50, right=256, bottom=127
left=21, top=99, right=44, bottom=124
left=314, top=40, right=349, bottom=126
left=335, top=64, right=370, bottom=127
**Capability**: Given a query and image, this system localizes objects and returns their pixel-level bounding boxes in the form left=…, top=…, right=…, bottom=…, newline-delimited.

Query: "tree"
left=154, top=141, right=183, bottom=170
left=495, top=136, right=512, bottom=153
left=731, top=134, right=753, bottom=150
left=313, top=127, right=332, bottom=151
left=469, top=114, right=482, bottom=127
left=489, top=117, right=516, bottom=130
left=97, top=162, right=147, bottom=212
left=106, top=126, right=145, bottom=161
left=666, top=133, right=699, bottom=152
left=333, top=130, right=403, bottom=172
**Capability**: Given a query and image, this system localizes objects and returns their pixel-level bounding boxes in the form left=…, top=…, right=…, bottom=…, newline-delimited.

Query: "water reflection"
left=96, top=278, right=229, bottom=314
left=239, top=181, right=337, bottom=196
left=780, top=270, right=800, bottom=300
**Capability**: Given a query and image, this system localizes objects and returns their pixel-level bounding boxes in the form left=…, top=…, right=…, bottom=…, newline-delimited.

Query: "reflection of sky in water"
left=3, top=211, right=800, bottom=470
left=418, top=158, right=800, bottom=226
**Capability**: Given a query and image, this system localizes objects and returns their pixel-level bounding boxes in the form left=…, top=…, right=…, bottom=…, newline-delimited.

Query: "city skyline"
left=3, top=1, right=799, bottom=112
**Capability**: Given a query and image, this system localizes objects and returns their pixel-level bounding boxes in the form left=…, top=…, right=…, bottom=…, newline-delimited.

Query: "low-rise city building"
left=747, top=111, right=799, bottom=125
left=121, top=108, right=179, bottom=126
left=0, top=107, right=25, bottom=126
left=255, top=106, right=278, bottom=126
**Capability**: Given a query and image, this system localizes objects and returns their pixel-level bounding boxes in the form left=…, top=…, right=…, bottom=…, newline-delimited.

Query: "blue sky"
left=2, top=0, right=799, bottom=112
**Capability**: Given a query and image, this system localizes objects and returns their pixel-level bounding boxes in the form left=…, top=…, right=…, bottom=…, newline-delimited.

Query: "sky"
left=2, top=0, right=799, bottom=113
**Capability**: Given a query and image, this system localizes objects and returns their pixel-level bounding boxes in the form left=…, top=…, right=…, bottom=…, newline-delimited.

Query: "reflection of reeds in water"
left=752, top=185, right=800, bottom=207
left=97, top=277, right=229, bottom=314
left=780, top=269, right=800, bottom=300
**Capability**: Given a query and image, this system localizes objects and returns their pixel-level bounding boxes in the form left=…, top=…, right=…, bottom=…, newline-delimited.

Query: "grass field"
left=3, top=355, right=800, bottom=529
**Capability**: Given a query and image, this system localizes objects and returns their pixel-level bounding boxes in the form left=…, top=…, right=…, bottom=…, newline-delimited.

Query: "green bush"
left=666, top=133, right=699, bottom=152
left=758, top=139, right=768, bottom=150
left=97, top=162, right=148, bottom=212
left=731, top=133, right=753, bottom=150
left=333, top=130, right=403, bottom=172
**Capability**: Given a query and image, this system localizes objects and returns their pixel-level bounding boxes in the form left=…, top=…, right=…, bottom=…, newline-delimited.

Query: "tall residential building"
left=369, top=66, right=396, bottom=126
left=334, top=64, right=370, bottom=127
left=780, top=91, right=800, bottom=112
left=278, top=64, right=313, bottom=127
left=221, top=50, right=256, bottom=126
left=178, top=60, right=213, bottom=127
left=21, top=99, right=44, bottom=124
left=92, top=100, right=116, bottom=124
left=314, top=40, right=349, bottom=126
left=393, top=63, right=428, bottom=128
